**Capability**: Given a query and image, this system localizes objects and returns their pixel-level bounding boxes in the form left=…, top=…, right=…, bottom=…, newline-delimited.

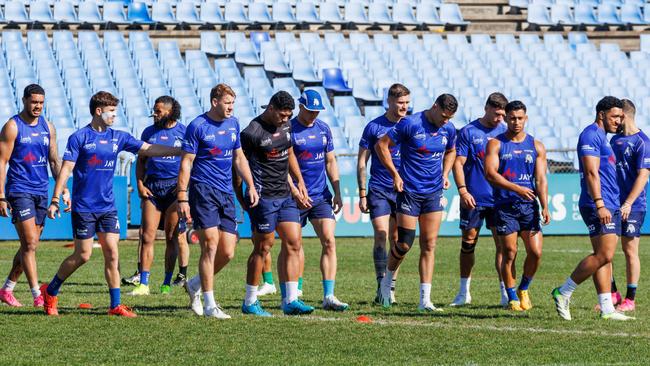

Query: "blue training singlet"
left=6, top=114, right=50, bottom=196
left=494, top=133, right=537, bottom=205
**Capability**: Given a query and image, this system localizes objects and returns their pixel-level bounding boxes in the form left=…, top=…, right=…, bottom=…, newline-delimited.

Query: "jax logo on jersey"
left=477, top=149, right=486, bottom=160
left=502, top=168, right=516, bottom=181
left=88, top=154, right=103, bottom=166
left=298, top=150, right=313, bottom=161
left=416, top=145, right=431, bottom=155
left=23, top=152, right=37, bottom=163
left=608, top=154, right=616, bottom=165
left=209, top=146, right=222, bottom=156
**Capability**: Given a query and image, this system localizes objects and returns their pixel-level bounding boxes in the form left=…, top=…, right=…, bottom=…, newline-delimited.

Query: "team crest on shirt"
left=322, top=136, right=327, bottom=146
left=624, top=146, right=632, bottom=157
left=113, top=143, right=118, bottom=153
left=231, top=133, right=237, bottom=142
left=173, top=139, right=182, bottom=148
left=525, top=154, right=533, bottom=164
left=43, top=136, right=49, bottom=146
left=441, top=136, right=448, bottom=146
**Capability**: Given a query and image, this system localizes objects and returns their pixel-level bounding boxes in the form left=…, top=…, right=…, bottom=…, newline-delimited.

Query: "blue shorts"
left=495, top=201, right=541, bottom=236
left=367, top=187, right=397, bottom=219
left=72, top=211, right=119, bottom=239
left=248, top=195, right=300, bottom=234
left=579, top=206, right=621, bottom=237
left=622, top=211, right=645, bottom=238
left=396, top=190, right=444, bottom=217
left=7, top=192, right=48, bottom=226
left=189, top=182, right=237, bottom=234
left=300, top=194, right=335, bottom=227
left=459, top=206, right=497, bottom=230
left=145, top=177, right=177, bottom=213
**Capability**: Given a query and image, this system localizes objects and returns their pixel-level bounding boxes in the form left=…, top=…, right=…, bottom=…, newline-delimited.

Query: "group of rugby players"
left=0, top=82, right=643, bottom=321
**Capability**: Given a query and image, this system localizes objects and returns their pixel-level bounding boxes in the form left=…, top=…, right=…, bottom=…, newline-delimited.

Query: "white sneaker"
left=418, top=302, right=443, bottom=313
left=551, top=287, right=571, bottom=321
left=322, top=296, right=349, bottom=311
left=185, top=282, right=203, bottom=316
left=601, top=311, right=635, bottom=321
left=205, top=304, right=231, bottom=319
left=450, top=292, right=472, bottom=307
left=257, top=283, right=277, bottom=296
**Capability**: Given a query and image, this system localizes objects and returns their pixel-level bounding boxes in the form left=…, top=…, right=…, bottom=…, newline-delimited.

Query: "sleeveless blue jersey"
left=6, top=114, right=50, bottom=196
left=140, top=122, right=186, bottom=180
left=494, top=134, right=537, bottom=205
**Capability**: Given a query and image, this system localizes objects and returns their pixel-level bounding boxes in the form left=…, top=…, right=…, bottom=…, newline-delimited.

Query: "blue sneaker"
left=241, top=300, right=272, bottom=317
left=282, top=300, right=314, bottom=315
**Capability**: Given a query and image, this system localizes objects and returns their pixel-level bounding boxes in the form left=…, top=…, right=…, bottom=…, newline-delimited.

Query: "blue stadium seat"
left=296, top=2, right=319, bottom=23
left=263, top=50, right=291, bottom=74
left=574, top=4, right=598, bottom=24
left=292, top=60, right=320, bottom=83
left=320, top=1, right=343, bottom=23
left=393, top=1, right=419, bottom=25
left=527, top=4, right=553, bottom=25
left=322, top=68, right=352, bottom=93
left=620, top=4, right=644, bottom=24
left=644, top=4, right=650, bottom=24
left=352, top=78, right=381, bottom=102
left=200, top=2, right=225, bottom=24
left=345, top=2, right=369, bottom=23
left=200, top=32, right=228, bottom=56
left=551, top=4, right=574, bottom=24
left=53, top=0, right=79, bottom=23
left=224, top=2, right=249, bottom=23
left=439, top=4, right=469, bottom=25
left=177, top=2, right=202, bottom=24
left=368, top=3, right=393, bottom=24
left=78, top=1, right=103, bottom=23
left=30, top=1, right=55, bottom=23
left=235, top=42, right=262, bottom=65
left=152, top=2, right=176, bottom=23
left=250, top=31, right=271, bottom=53
left=416, top=3, right=442, bottom=24
left=127, top=2, right=153, bottom=24
left=5, top=2, right=29, bottom=23
left=273, top=2, right=297, bottom=23
left=103, top=2, right=129, bottom=24
left=597, top=4, right=622, bottom=25
left=249, top=2, right=272, bottom=23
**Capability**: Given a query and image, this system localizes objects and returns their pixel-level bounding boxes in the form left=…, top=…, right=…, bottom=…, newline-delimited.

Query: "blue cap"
left=297, top=90, right=326, bottom=111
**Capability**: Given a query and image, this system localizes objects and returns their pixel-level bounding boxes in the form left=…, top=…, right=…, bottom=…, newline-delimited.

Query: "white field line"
left=302, top=315, right=650, bottom=339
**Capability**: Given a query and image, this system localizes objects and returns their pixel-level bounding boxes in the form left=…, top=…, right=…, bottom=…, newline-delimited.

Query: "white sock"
left=598, top=292, right=615, bottom=314
left=245, top=285, right=258, bottom=306
left=3, top=278, right=16, bottom=291
left=500, top=281, right=508, bottom=298
left=203, top=291, right=216, bottom=310
left=188, top=275, right=201, bottom=293
left=559, top=277, right=578, bottom=297
left=420, top=283, right=432, bottom=306
left=31, top=287, right=41, bottom=299
left=459, top=277, right=471, bottom=295
left=285, top=281, right=298, bottom=304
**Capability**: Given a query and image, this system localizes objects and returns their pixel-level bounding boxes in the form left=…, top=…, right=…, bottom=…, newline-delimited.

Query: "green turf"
left=0, top=236, right=647, bottom=365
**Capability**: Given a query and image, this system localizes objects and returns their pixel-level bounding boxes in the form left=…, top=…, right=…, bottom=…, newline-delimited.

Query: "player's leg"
left=500, top=231, right=522, bottom=311
left=200, top=229, right=237, bottom=319
left=130, top=199, right=161, bottom=296
left=172, top=227, right=189, bottom=287
left=242, top=230, right=274, bottom=316
left=451, top=206, right=480, bottom=306
left=121, top=227, right=142, bottom=286
left=257, top=251, right=277, bottom=296
left=312, top=217, right=348, bottom=311
left=417, top=210, right=443, bottom=312
left=160, top=203, right=181, bottom=294
left=297, top=242, right=305, bottom=296
left=0, top=250, right=24, bottom=306
left=487, top=206, right=511, bottom=306
left=379, top=212, right=417, bottom=308
left=98, top=232, right=135, bottom=318
left=517, top=230, right=542, bottom=310
left=619, top=236, right=640, bottom=311
left=16, top=218, right=45, bottom=306
left=277, top=220, right=314, bottom=315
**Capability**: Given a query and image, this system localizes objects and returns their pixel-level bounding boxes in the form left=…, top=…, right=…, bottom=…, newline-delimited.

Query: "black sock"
left=611, top=278, right=618, bottom=293
left=179, top=266, right=187, bottom=277
left=626, top=285, right=637, bottom=301
left=137, top=262, right=142, bottom=273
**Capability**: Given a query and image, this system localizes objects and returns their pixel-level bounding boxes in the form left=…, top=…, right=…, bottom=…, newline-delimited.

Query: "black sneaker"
left=121, top=271, right=140, bottom=286
left=172, top=273, right=187, bottom=287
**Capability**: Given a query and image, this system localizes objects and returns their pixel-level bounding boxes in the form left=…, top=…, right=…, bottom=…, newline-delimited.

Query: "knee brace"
left=461, top=241, right=476, bottom=254
left=392, top=227, right=415, bottom=259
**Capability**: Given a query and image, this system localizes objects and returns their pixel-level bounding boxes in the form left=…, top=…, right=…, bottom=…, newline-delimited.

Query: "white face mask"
left=101, top=111, right=117, bottom=124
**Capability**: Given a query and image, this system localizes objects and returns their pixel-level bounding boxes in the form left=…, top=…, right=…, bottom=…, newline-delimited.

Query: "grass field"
left=0, top=235, right=647, bottom=365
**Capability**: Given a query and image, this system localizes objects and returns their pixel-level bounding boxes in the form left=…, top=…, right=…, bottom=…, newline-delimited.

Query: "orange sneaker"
left=108, top=304, right=137, bottom=318
left=40, top=283, right=59, bottom=316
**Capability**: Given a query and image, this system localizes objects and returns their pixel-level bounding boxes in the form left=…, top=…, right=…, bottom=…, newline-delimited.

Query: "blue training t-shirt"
left=387, top=111, right=456, bottom=194
left=6, top=114, right=51, bottom=196
left=291, top=117, right=334, bottom=199
left=577, top=123, right=619, bottom=209
left=611, top=130, right=650, bottom=211
left=64, top=124, right=144, bottom=213
left=493, top=134, right=537, bottom=205
left=182, top=113, right=240, bottom=194
left=140, top=123, right=186, bottom=180
left=359, top=114, right=401, bottom=192
left=456, top=119, right=506, bottom=207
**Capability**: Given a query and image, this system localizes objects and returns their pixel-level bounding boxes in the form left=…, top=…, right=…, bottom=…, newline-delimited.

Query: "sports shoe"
left=551, top=287, right=571, bottom=320
left=33, top=294, right=44, bottom=307
left=282, top=299, right=314, bottom=315
left=171, top=273, right=187, bottom=287
left=160, top=285, right=171, bottom=295
left=323, top=296, right=349, bottom=311
left=449, top=292, right=472, bottom=307
left=500, top=295, right=509, bottom=308
left=121, top=271, right=140, bottom=286
left=257, top=282, right=277, bottom=296
left=205, top=303, right=231, bottom=319
left=184, top=281, right=203, bottom=316
left=612, top=291, right=622, bottom=306
left=617, top=298, right=635, bottom=312
left=418, top=302, right=443, bottom=313
left=517, top=289, right=532, bottom=310
left=378, top=279, right=392, bottom=309
left=601, top=311, right=635, bottom=321
left=129, top=284, right=150, bottom=296
left=241, top=300, right=272, bottom=317
left=40, top=284, right=58, bottom=316
left=108, top=304, right=137, bottom=318
left=0, top=289, right=23, bottom=307
left=507, top=300, right=524, bottom=311
left=297, top=289, right=303, bottom=298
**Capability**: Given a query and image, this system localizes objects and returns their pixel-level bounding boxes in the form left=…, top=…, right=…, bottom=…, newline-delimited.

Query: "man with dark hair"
left=179, top=83, right=258, bottom=319
left=608, top=98, right=650, bottom=312
left=552, top=96, right=633, bottom=321
left=375, top=94, right=457, bottom=311
left=451, top=92, right=509, bottom=307
left=358, top=83, right=409, bottom=304
left=239, top=91, right=313, bottom=316
left=41, top=91, right=183, bottom=317
left=0, top=84, right=67, bottom=307
left=485, top=100, right=550, bottom=311
left=128, top=96, right=188, bottom=297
